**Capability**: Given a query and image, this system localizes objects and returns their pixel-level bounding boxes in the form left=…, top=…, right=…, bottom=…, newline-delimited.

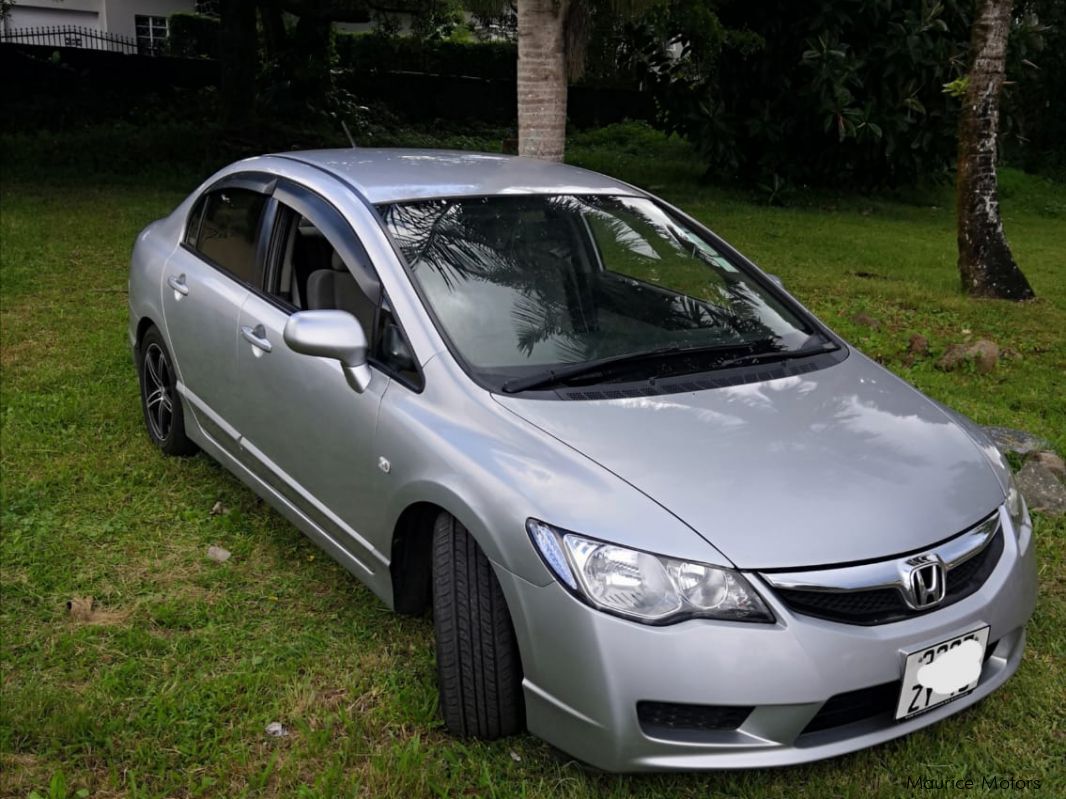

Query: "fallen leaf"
left=210, top=501, right=226, bottom=516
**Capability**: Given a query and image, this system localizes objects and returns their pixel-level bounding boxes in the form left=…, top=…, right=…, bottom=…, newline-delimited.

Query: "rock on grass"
left=983, top=426, right=1052, bottom=457
left=936, top=339, right=999, bottom=373
left=1015, top=460, right=1066, bottom=515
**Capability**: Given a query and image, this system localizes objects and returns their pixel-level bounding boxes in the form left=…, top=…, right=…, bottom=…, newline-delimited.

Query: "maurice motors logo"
left=905, top=775, right=1043, bottom=790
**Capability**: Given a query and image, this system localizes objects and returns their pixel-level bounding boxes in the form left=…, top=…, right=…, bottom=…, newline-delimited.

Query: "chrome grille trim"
left=759, top=511, right=1001, bottom=594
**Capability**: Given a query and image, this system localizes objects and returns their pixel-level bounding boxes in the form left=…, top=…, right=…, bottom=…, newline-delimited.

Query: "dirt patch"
left=66, top=596, right=130, bottom=626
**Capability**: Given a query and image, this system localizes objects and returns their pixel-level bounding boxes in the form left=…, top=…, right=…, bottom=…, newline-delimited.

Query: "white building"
left=3, top=1, right=198, bottom=50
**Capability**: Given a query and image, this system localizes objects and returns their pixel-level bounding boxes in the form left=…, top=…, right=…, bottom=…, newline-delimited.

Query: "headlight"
left=527, top=519, right=773, bottom=624
left=1006, top=472, right=1029, bottom=537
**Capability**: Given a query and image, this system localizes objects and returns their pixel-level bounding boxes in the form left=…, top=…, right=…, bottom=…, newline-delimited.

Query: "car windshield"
left=379, top=194, right=819, bottom=388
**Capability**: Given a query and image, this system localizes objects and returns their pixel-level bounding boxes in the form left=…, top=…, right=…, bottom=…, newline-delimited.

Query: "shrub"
left=167, top=13, right=220, bottom=60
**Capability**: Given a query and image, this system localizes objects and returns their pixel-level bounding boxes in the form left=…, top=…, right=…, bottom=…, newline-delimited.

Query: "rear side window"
left=191, top=188, right=267, bottom=283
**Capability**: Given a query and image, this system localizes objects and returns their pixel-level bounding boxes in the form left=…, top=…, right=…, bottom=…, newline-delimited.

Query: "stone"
left=207, top=545, right=231, bottom=563
left=970, top=339, right=999, bottom=374
left=908, top=334, right=930, bottom=355
left=1030, top=451, right=1066, bottom=479
left=936, top=344, right=969, bottom=371
left=851, top=312, right=881, bottom=330
left=1014, top=460, right=1066, bottom=516
left=982, top=426, right=1052, bottom=457
left=265, top=721, right=288, bottom=738
left=935, top=339, right=999, bottom=373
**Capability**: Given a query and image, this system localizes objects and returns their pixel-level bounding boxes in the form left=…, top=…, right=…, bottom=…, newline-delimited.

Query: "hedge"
left=335, top=34, right=517, bottom=82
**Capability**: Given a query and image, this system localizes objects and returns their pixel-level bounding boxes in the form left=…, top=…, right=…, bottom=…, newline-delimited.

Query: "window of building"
left=135, top=15, right=168, bottom=55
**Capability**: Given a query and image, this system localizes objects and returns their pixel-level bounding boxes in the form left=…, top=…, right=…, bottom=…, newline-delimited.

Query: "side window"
left=264, top=192, right=420, bottom=388
left=192, top=188, right=268, bottom=284
left=265, top=204, right=377, bottom=340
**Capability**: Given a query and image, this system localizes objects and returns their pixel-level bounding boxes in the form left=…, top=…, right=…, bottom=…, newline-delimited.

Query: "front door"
left=233, top=187, right=390, bottom=577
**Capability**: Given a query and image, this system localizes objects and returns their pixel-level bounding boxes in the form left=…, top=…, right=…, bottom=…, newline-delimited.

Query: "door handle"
left=167, top=274, right=190, bottom=296
left=240, top=324, right=272, bottom=353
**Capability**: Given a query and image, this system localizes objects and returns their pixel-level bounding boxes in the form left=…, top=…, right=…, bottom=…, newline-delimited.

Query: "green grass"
left=2, top=128, right=1064, bottom=798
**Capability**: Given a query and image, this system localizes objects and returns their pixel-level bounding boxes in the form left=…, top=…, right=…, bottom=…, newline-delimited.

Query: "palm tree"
left=475, top=1, right=649, bottom=162
left=956, top=0, right=1035, bottom=299
left=516, top=0, right=572, bottom=161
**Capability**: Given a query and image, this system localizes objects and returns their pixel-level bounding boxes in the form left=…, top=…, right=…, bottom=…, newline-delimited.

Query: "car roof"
left=273, top=148, right=643, bottom=205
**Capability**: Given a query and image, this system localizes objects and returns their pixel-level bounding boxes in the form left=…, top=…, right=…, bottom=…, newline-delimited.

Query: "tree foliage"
left=625, top=0, right=981, bottom=188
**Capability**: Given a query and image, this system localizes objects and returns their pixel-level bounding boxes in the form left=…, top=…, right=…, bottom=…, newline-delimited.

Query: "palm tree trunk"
left=956, top=0, right=1034, bottom=299
left=517, top=0, right=570, bottom=162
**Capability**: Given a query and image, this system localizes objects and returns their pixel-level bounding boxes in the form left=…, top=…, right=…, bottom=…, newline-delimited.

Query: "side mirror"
left=283, top=310, right=371, bottom=393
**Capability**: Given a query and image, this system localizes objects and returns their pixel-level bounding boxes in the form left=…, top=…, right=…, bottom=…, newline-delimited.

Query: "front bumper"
left=495, top=506, right=1036, bottom=772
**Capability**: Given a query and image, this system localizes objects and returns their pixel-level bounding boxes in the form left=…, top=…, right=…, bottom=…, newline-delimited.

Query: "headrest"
left=297, top=218, right=325, bottom=237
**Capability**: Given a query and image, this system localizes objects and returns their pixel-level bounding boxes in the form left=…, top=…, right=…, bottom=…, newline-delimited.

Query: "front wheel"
left=432, top=512, right=524, bottom=739
left=138, top=326, right=198, bottom=457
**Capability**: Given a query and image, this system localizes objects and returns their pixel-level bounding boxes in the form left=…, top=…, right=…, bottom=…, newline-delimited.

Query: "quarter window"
left=184, top=196, right=206, bottom=246
left=193, top=189, right=268, bottom=284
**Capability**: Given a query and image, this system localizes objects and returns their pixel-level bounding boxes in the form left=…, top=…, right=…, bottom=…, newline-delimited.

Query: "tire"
left=432, top=512, right=524, bottom=739
left=138, top=326, right=198, bottom=457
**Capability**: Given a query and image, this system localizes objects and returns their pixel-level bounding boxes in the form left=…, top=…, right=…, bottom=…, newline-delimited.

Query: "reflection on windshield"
left=380, top=195, right=813, bottom=380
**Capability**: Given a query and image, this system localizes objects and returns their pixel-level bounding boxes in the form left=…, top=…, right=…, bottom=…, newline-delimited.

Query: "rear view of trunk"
left=517, top=0, right=570, bottom=162
left=956, top=0, right=1035, bottom=300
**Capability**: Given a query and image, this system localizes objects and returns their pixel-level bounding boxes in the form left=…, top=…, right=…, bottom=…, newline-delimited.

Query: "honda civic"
left=128, top=149, right=1036, bottom=771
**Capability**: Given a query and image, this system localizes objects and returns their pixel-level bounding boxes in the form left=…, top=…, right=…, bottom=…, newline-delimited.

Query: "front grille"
left=637, top=701, right=752, bottom=737
left=800, top=640, right=999, bottom=736
left=774, top=527, right=1003, bottom=625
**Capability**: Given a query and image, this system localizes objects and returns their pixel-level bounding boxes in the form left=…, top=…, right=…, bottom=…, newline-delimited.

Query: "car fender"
left=375, top=356, right=735, bottom=589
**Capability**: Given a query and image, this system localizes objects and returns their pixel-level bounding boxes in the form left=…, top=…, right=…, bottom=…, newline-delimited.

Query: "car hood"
left=493, top=354, right=1004, bottom=569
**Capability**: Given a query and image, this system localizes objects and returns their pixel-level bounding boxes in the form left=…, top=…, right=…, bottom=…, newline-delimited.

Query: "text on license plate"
left=895, top=626, right=990, bottom=721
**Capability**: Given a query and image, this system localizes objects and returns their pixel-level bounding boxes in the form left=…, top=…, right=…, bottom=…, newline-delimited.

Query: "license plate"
left=895, top=626, right=990, bottom=720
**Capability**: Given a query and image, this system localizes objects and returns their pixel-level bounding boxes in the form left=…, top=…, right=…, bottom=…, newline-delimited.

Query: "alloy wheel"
left=143, top=343, right=174, bottom=441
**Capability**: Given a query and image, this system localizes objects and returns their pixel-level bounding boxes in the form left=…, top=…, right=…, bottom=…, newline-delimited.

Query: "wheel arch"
left=387, top=485, right=533, bottom=618
left=389, top=500, right=445, bottom=615
left=135, top=316, right=158, bottom=351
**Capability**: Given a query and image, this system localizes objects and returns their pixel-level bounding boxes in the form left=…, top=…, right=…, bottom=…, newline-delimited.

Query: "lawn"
left=1, top=129, right=1064, bottom=798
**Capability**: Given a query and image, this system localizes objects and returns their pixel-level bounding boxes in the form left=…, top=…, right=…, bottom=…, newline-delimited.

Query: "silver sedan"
left=128, top=150, right=1036, bottom=772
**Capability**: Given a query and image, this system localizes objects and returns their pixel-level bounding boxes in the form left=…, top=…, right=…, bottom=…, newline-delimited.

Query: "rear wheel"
left=432, top=512, right=524, bottom=739
left=138, top=326, right=198, bottom=457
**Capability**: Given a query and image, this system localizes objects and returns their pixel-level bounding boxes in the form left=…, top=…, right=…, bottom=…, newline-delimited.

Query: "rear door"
left=161, top=174, right=273, bottom=454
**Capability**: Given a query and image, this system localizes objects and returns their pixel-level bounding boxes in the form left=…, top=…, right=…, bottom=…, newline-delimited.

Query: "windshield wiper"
left=500, top=340, right=838, bottom=394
